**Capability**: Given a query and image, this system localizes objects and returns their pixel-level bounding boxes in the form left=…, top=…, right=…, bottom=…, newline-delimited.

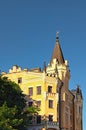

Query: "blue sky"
left=0, top=0, right=86, bottom=129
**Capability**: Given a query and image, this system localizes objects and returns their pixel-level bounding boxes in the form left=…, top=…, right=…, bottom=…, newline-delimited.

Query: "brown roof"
left=50, top=36, right=65, bottom=64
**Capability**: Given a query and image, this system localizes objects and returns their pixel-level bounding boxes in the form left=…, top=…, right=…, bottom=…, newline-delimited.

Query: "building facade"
left=2, top=36, right=83, bottom=130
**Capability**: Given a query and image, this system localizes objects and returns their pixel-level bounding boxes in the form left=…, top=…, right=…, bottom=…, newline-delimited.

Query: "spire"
left=50, top=34, right=65, bottom=64
left=43, top=61, right=46, bottom=72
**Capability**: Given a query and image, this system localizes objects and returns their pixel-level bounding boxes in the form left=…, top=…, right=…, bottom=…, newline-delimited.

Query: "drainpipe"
left=58, top=79, right=63, bottom=130
left=72, top=95, right=75, bottom=130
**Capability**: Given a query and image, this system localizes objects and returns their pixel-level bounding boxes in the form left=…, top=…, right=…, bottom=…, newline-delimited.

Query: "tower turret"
left=71, top=85, right=83, bottom=130
left=46, top=35, right=70, bottom=84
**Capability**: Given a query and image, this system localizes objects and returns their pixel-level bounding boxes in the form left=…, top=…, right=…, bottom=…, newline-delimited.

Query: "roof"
left=50, top=36, right=65, bottom=64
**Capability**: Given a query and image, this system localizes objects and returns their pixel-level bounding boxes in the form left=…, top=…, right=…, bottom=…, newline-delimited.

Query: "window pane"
left=48, top=86, right=52, bottom=93
left=65, top=113, right=69, bottom=125
left=37, top=115, right=41, bottom=124
left=65, top=93, right=68, bottom=101
left=28, top=101, right=33, bottom=106
left=49, top=100, right=53, bottom=108
left=37, top=86, right=41, bottom=95
left=49, top=115, right=53, bottom=121
left=18, top=77, right=22, bottom=84
left=29, top=87, right=33, bottom=96
left=37, top=101, right=41, bottom=107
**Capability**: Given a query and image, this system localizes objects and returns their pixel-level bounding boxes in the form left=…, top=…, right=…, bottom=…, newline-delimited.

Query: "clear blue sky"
left=0, top=0, right=86, bottom=129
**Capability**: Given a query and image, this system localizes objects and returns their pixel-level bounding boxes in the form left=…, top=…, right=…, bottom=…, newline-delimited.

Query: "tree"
left=0, top=76, right=27, bottom=130
left=0, top=76, right=26, bottom=112
left=0, top=103, right=23, bottom=130
left=0, top=76, right=40, bottom=130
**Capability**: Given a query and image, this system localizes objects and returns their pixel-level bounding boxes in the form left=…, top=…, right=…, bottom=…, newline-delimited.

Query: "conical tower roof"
left=50, top=35, right=65, bottom=64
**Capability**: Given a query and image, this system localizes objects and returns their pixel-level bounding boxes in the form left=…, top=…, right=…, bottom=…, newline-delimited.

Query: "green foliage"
left=0, top=76, right=26, bottom=112
left=0, top=76, right=27, bottom=130
left=22, top=106, right=40, bottom=125
left=26, top=106, right=40, bottom=115
left=0, top=103, right=23, bottom=130
left=0, top=76, right=40, bottom=130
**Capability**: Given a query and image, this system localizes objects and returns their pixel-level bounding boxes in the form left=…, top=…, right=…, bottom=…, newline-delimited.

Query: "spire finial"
left=56, top=31, right=59, bottom=39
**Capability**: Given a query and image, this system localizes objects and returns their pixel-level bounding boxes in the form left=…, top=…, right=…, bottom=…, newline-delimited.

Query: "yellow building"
left=2, top=35, right=83, bottom=130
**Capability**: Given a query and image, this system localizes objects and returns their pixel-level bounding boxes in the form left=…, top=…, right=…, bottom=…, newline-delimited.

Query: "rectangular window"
left=48, top=86, right=52, bottom=93
left=29, top=87, right=33, bottom=96
left=65, top=113, right=69, bottom=125
left=18, top=77, right=22, bottom=84
left=28, top=101, right=33, bottom=107
left=37, top=101, right=41, bottom=107
left=79, top=106, right=81, bottom=114
left=29, top=115, right=33, bottom=124
left=49, top=115, right=53, bottom=121
left=70, top=127, right=72, bottom=130
left=70, top=115, right=72, bottom=123
left=65, top=106, right=69, bottom=112
left=36, top=115, right=41, bottom=124
left=65, top=93, right=68, bottom=101
left=49, top=100, right=53, bottom=108
left=37, top=86, right=41, bottom=95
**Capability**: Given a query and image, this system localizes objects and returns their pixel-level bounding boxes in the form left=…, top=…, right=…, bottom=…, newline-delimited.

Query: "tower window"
left=49, top=100, right=53, bottom=108
left=29, top=87, right=33, bottom=96
left=65, top=93, right=68, bottom=101
left=48, top=86, right=52, bottom=93
left=18, top=77, right=22, bottom=84
left=79, top=106, right=81, bottom=113
left=37, top=86, right=41, bottom=95
left=77, top=106, right=81, bottom=114
left=65, top=113, right=69, bottom=125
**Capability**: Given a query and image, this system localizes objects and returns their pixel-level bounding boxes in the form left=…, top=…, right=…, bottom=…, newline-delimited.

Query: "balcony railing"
left=28, top=120, right=59, bottom=130
left=46, top=121, right=59, bottom=129
left=47, top=92, right=56, bottom=96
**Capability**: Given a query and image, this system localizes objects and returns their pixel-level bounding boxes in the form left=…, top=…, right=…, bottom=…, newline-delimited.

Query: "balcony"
left=46, top=121, right=59, bottom=129
left=28, top=120, right=59, bottom=130
left=47, top=92, right=56, bottom=96
left=46, top=92, right=58, bottom=99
